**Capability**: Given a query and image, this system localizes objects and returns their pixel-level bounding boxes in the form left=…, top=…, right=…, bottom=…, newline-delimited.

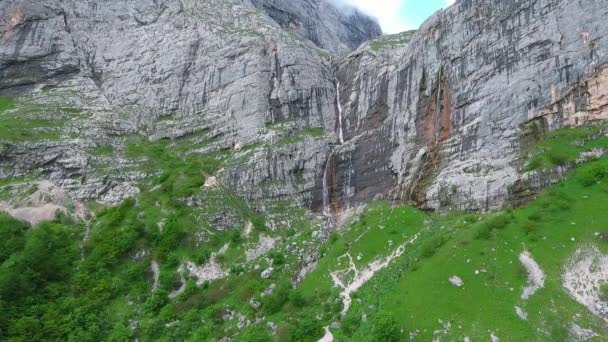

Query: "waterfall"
left=322, top=151, right=334, bottom=215
left=336, top=80, right=345, bottom=145
left=322, top=79, right=346, bottom=216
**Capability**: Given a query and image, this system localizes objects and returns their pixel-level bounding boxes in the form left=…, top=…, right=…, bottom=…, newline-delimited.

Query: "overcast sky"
left=342, top=0, right=456, bottom=34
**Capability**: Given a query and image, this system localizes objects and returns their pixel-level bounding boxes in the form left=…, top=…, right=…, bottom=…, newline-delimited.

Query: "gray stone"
left=1, top=0, right=608, bottom=216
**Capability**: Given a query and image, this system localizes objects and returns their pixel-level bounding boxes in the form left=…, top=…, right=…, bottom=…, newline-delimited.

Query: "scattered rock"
left=151, top=260, right=160, bottom=291
left=181, top=255, right=228, bottom=285
left=449, top=276, right=464, bottom=287
left=249, top=298, right=261, bottom=310
left=261, top=267, right=274, bottom=279
left=204, top=176, right=219, bottom=188
left=244, top=221, right=254, bottom=238
left=5, top=204, right=65, bottom=225
left=267, top=321, right=277, bottom=334
left=246, top=234, right=278, bottom=261
left=262, top=283, right=276, bottom=296
left=563, top=246, right=608, bottom=319
left=519, top=251, right=545, bottom=300
left=570, top=323, right=597, bottom=341
left=515, top=306, right=528, bottom=320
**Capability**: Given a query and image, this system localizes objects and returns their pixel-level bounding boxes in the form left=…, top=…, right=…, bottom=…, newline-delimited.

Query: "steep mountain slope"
left=0, top=0, right=379, bottom=207
left=3, top=0, right=607, bottom=216
left=328, top=0, right=608, bottom=213
left=2, top=0, right=608, bottom=341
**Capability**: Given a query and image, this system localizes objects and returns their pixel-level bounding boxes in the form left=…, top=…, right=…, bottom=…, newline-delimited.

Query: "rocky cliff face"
left=1, top=0, right=607, bottom=214
left=328, top=0, right=608, bottom=212
left=250, top=0, right=382, bottom=53
left=0, top=0, right=378, bottom=206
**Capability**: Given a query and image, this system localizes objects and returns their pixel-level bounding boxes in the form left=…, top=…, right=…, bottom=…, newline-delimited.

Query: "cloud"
left=333, top=0, right=456, bottom=34
left=336, top=0, right=409, bottom=34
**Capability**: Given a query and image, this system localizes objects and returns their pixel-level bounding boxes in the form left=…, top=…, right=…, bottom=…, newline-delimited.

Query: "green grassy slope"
left=1, top=123, right=608, bottom=341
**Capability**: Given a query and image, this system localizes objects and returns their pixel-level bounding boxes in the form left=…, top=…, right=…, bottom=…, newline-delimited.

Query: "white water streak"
left=336, top=81, right=345, bottom=144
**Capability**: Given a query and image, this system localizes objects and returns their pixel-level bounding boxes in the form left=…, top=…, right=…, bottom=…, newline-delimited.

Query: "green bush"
left=475, top=213, right=512, bottom=240
left=250, top=215, right=266, bottom=232
left=261, top=282, right=290, bottom=315
left=578, top=163, right=608, bottom=186
left=527, top=212, right=543, bottom=222
left=288, top=289, right=307, bottom=308
left=289, top=313, right=324, bottom=342
left=370, top=311, right=400, bottom=342
left=236, top=324, right=271, bottom=342
left=0, top=213, right=29, bottom=263
left=421, top=234, right=447, bottom=258
left=268, top=251, right=285, bottom=266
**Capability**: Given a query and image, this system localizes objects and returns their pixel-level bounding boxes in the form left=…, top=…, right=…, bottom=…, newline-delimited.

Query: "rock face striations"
left=329, top=0, right=608, bottom=212
left=1, top=0, right=607, bottom=213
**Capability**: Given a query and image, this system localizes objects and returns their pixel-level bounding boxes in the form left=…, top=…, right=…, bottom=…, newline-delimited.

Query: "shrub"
left=0, top=213, right=29, bottom=263
left=421, top=234, right=447, bottom=258
left=527, top=212, right=543, bottom=222
left=475, top=213, right=512, bottom=240
left=230, top=231, right=243, bottom=244
left=261, top=282, right=290, bottom=315
left=546, top=148, right=571, bottom=166
left=525, top=157, right=543, bottom=171
left=249, top=214, right=264, bottom=230
left=578, top=163, right=608, bottom=186
left=289, top=313, right=323, bottom=342
left=268, top=251, right=285, bottom=266
left=342, top=313, right=361, bottom=336
left=236, top=324, right=271, bottom=342
left=288, top=290, right=307, bottom=308
left=370, top=311, right=400, bottom=342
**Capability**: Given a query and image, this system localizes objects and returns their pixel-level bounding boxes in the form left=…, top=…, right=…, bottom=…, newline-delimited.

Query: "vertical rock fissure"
left=322, top=151, right=335, bottom=216
left=434, top=68, right=444, bottom=144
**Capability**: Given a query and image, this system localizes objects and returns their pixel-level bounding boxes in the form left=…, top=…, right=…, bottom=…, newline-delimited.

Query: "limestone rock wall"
left=1, top=0, right=607, bottom=213
left=329, top=0, right=608, bottom=212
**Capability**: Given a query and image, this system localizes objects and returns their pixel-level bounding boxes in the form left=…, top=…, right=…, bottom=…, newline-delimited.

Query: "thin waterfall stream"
left=336, top=80, right=345, bottom=144
left=321, top=79, right=346, bottom=216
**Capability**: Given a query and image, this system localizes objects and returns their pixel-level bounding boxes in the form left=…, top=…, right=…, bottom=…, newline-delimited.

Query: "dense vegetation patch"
left=525, top=123, right=608, bottom=171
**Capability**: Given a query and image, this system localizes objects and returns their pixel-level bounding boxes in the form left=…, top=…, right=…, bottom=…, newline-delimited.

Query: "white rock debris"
left=151, top=260, right=160, bottom=291
left=203, top=176, right=219, bottom=188
left=519, top=251, right=545, bottom=300
left=515, top=306, right=528, bottom=320
left=432, top=320, right=451, bottom=342
left=261, top=267, right=274, bottom=279
left=317, top=326, right=334, bottom=342
left=246, top=234, right=278, bottom=261
left=330, top=231, right=425, bottom=315
left=183, top=258, right=227, bottom=285
left=563, top=246, right=608, bottom=321
left=570, top=323, right=597, bottom=341
left=5, top=203, right=65, bottom=225
left=244, top=220, right=254, bottom=238
left=449, top=276, right=464, bottom=287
